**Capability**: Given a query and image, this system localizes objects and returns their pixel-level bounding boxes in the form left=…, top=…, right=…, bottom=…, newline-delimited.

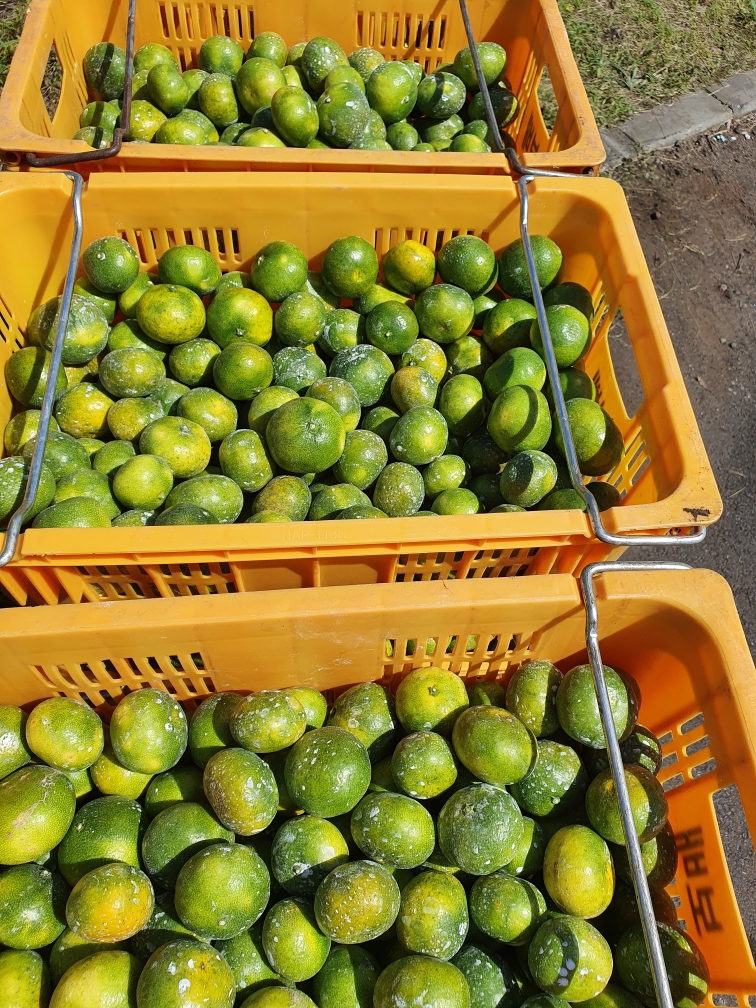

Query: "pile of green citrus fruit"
left=0, top=661, right=707, bottom=1008
left=1, top=227, right=624, bottom=529
left=75, top=34, right=517, bottom=152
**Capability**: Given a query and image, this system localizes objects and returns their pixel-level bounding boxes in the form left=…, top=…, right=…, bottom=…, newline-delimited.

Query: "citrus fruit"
left=382, top=240, right=436, bottom=295
left=453, top=705, right=536, bottom=786
left=505, top=659, right=562, bottom=737
left=310, top=483, right=370, bottom=520
left=438, top=373, right=487, bottom=436
left=322, top=237, right=379, bottom=298
left=217, top=428, right=272, bottom=493
left=554, top=399, right=624, bottom=477
left=453, top=41, right=507, bottom=87
left=285, top=726, right=370, bottom=818
left=487, top=385, right=551, bottom=453
left=168, top=337, right=220, bottom=387
left=314, top=860, right=399, bottom=943
left=75, top=437, right=103, bottom=457
left=83, top=41, right=126, bottom=99
left=0, top=949, right=50, bottom=1006
left=271, top=86, right=319, bottom=146
left=445, top=336, right=492, bottom=384
left=360, top=405, right=399, bottom=444
left=438, top=783, right=524, bottom=875
left=499, top=449, right=557, bottom=508
left=318, top=310, right=364, bottom=355
left=188, top=693, right=239, bottom=769
left=331, top=429, right=387, bottom=489
left=252, top=474, right=311, bottom=521
left=438, top=236, right=497, bottom=299
left=164, top=473, right=244, bottom=523
left=366, top=61, right=418, bottom=124
left=529, top=916, right=612, bottom=1001
left=236, top=57, right=286, bottom=115
left=530, top=305, right=591, bottom=368
left=417, top=70, right=466, bottom=118
left=541, top=823, right=613, bottom=919
left=230, top=692, right=306, bottom=754
left=66, top=863, right=153, bottom=942
left=544, top=281, right=594, bottom=320
left=83, top=237, right=139, bottom=294
left=586, top=765, right=667, bottom=846
left=108, top=317, right=166, bottom=359
left=136, top=938, right=235, bottom=1008
left=0, top=863, right=67, bottom=949
left=107, top=396, right=164, bottom=443
left=372, top=461, right=424, bottom=516
left=318, top=80, right=372, bottom=147
left=142, top=801, right=233, bottom=888
left=469, top=872, right=545, bottom=946
left=364, top=301, right=419, bottom=356
left=502, top=816, right=546, bottom=879
left=415, top=284, right=474, bottom=343
left=175, top=842, right=269, bottom=940
left=25, top=697, right=103, bottom=773
left=313, top=944, right=380, bottom=1008
left=246, top=242, right=307, bottom=305
left=54, top=382, right=114, bottom=439
left=22, top=429, right=89, bottom=479
left=48, top=949, right=139, bottom=1008
left=351, top=792, right=435, bottom=868
left=197, top=73, right=239, bottom=128
left=89, top=745, right=152, bottom=800
left=74, top=125, right=113, bottom=148
left=212, top=342, right=274, bottom=401
left=395, top=667, right=468, bottom=737
left=99, top=347, right=166, bottom=399
left=386, top=120, right=420, bottom=149
left=4, top=410, right=58, bottom=456
left=0, top=457, right=55, bottom=527
left=109, top=453, right=173, bottom=510
left=155, top=116, right=207, bottom=144
left=236, top=126, right=287, bottom=148
left=348, top=47, right=385, bottom=81
left=484, top=347, right=546, bottom=401
left=587, top=724, right=663, bottom=782
left=0, top=707, right=30, bottom=781
left=110, top=688, right=187, bottom=775
left=451, top=944, right=519, bottom=1008
left=32, top=497, right=112, bottom=528
left=510, top=739, right=587, bottom=819
left=247, top=386, right=298, bottom=435
left=389, top=405, right=448, bottom=465
left=275, top=291, right=327, bottom=348
left=6, top=347, right=66, bottom=408
left=374, top=956, right=470, bottom=1008
left=556, top=663, right=637, bottom=748
left=57, top=794, right=147, bottom=886
left=389, top=366, right=436, bottom=413
left=270, top=815, right=349, bottom=898
left=353, top=282, right=410, bottom=315
left=208, top=289, right=274, bottom=348
left=147, top=63, right=190, bottom=116
left=117, top=271, right=156, bottom=319
left=469, top=473, right=504, bottom=511
left=262, top=898, right=331, bottom=982
left=401, top=339, right=446, bottom=384
left=498, top=236, right=563, bottom=300
left=273, top=346, right=327, bottom=392
left=144, top=765, right=204, bottom=817
left=422, top=455, right=467, bottom=501
left=173, top=387, right=236, bottom=443
left=137, top=284, right=206, bottom=344
left=397, top=871, right=468, bottom=960
left=73, top=277, right=117, bottom=322
left=329, top=345, right=394, bottom=406
left=139, top=416, right=210, bottom=477
left=214, top=921, right=280, bottom=1002
left=123, top=99, right=167, bottom=142
left=432, top=487, right=479, bottom=514
left=266, top=397, right=345, bottom=474
left=468, top=84, right=517, bottom=126
left=304, top=377, right=360, bottom=432
left=545, top=366, right=597, bottom=407
left=616, top=923, right=708, bottom=1008
left=419, top=113, right=464, bottom=150
left=28, top=293, right=109, bottom=367
left=390, top=731, right=457, bottom=800
left=203, top=747, right=278, bottom=835
left=326, top=682, right=396, bottom=762
left=248, top=32, right=287, bottom=67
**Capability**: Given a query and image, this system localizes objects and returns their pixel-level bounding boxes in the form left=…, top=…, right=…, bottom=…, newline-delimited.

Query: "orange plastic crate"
left=0, top=171, right=720, bottom=606
left=0, top=0, right=603, bottom=174
left=0, top=569, right=753, bottom=999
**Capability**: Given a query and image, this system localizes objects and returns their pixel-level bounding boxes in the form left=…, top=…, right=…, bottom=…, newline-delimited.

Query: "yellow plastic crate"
left=0, top=0, right=603, bottom=173
left=0, top=569, right=754, bottom=1000
left=0, top=171, right=720, bottom=605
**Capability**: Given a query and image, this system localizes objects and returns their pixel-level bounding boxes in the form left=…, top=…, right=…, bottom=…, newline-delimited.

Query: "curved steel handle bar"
left=581, top=560, right=691, bottom=1008
left=457, top=0, right=706, bottom=548
left=0, top=170, right=84, bottom=566
left=26, top=0, right=136, bottom=168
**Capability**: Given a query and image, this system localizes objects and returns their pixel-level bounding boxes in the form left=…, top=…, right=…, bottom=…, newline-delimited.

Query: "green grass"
left=0, top=0, right=28, bottom=93
left=556, top=0, right=756, bottom=127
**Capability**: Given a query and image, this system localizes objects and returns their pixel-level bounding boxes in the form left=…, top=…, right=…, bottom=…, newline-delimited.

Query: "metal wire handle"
left=581, top=560, right=691, bottom=1008
left=26, top=0, right=136, bottom=167
left=457, top=0, right=705, bottom=548
left=0, top=171, right=84, bottom=566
